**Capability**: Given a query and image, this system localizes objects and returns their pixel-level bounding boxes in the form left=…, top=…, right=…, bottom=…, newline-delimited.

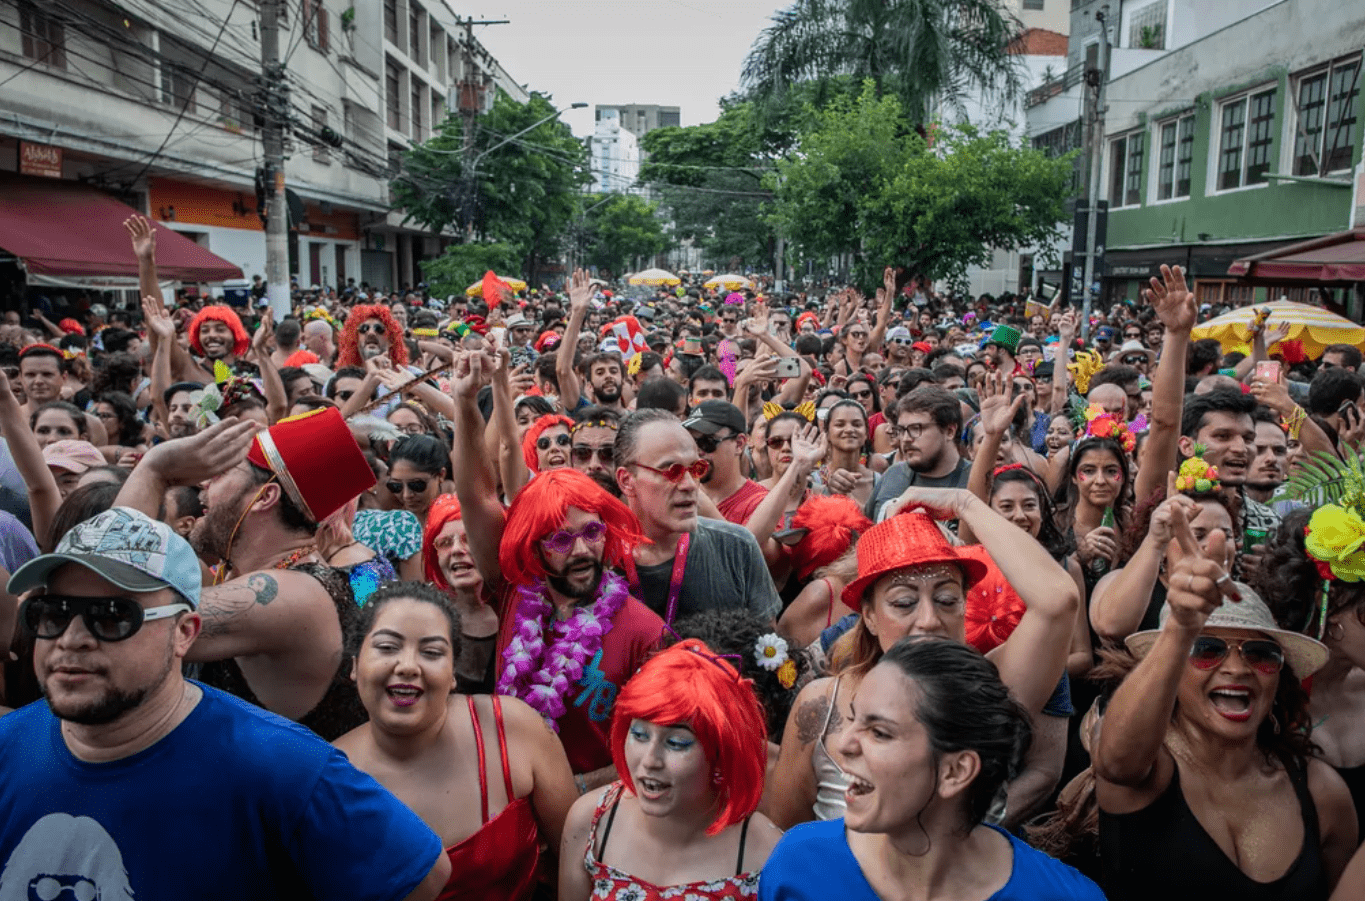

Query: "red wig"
left=610, top=639, right=767, bottom=835
left=422, top=493, right=463, bottom=589
left=787, top=495, right=872, bottom=580
left=498, top=468, right=643, bottom=588
left=188, top=305, right=250, bottom=357
left=521, top=414, right=574, bottom=473
left=338, top=304, right=408, bottom=369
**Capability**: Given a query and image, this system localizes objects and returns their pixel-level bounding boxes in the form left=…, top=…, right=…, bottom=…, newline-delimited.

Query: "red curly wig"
left=498, top=468, right=643, bottom=589
left=788, top=495, right=872, bottom=580
left=338, top=304, right=408, bottom=369
left=187, top=305, right=250, bottom=358
left=610, top=639, right=768, bottom=835
left=521, top=414, right=574, bottom=473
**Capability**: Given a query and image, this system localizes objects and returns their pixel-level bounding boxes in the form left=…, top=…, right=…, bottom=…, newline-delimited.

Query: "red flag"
left=481, top=271, right=512, bottom=307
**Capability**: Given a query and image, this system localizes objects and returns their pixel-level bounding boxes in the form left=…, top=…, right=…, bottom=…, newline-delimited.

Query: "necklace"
left=496, top=571, right=629, bottom=730
left=273, top=545, right=317, bottom=570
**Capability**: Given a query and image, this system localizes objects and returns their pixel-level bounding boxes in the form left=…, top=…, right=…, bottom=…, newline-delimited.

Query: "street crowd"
left=2, top=215, right=1365, bottom=900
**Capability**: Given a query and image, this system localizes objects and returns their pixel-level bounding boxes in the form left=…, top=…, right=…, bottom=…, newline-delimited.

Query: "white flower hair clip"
left=754, top=633, right=789, bottom=671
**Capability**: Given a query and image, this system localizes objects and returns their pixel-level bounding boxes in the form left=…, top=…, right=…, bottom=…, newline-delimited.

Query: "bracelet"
left=1281, top=406, right=1306, bottom=440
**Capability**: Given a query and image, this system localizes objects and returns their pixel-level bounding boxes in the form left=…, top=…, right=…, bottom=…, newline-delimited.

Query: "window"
left=304, top=0, right=329, bottom=53
left=1127, top=1, right=1166, bottom=49
left=1292, top=55, right=1361, bottom=176
left=20, top=3, right=66, bottom=70
left=409, top=4, right=424, bottom=66
left=411, top=81, right=423, bottom=138
left=161, top=67, right=195, bottom=112
left=384, top=0, right=398, bottom=43
left=1109, top=132, right=1144, bottom=207
left=312, top=107, right=330, bottom=163
left=1155, top=113, right=1195, bottom=200
left=385, top=57, right=401, bottom=130
left=1217, top=87, right=1276, bottom=190
left=1023, top=0, right=1045, bottom=9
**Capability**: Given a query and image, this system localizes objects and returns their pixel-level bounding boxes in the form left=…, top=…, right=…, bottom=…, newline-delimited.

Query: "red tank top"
left=437, top=695, right=541, bottom=901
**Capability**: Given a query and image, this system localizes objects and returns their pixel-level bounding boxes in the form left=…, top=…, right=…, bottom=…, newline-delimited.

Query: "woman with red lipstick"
left=558, top=640, right=783, bottom=900
left=1093, top=510, right=1356, bottom=899
left=336, top=581, right=578, bottom=901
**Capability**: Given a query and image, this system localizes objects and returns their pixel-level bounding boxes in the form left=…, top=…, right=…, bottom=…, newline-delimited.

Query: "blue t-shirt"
left=0, top=684, right=442, bottom=901
left=759, top=818, right=1105, bottom=901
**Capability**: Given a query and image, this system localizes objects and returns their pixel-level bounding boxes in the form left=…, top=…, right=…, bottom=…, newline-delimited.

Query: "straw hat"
left=1108, top=340, right=1156, bottom=366
left=1125, top=584, right=1328, bottom=678
left=842, top=512, right=989, bottom=608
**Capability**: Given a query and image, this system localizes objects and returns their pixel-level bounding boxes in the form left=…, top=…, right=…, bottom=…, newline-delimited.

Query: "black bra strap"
left=597, top=790, right=622, bottom=863
left=735, top=816, right=752, bottom=875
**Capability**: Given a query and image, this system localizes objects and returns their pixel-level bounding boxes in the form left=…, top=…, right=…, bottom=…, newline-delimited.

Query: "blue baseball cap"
left=8, top=507, right=202, bottom=609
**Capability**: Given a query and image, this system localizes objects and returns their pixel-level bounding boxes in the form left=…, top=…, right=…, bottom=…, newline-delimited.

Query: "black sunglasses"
left=21, top=595, right=190, bottom=643
left=1121, top=356, right=1147, bottom=366
left=571, top=445, right=614, bottom=464
left=358, top=323, right=387, bottom=335
left=692, top=432, right=735, bottom=454
left=537, top=433, right=572, bottom=451
left=385, top=478, right=430, bottom=494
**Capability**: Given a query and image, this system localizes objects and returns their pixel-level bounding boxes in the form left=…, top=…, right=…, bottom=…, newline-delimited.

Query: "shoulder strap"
left=818, top=676, right=842, bottom=738
left=736, top=816, right=752, bottom=875
left=491, top=695, right=516, bottom=803
left=467, top=695, right=490, bottom=824
left=597, top=783, right=624, bottom=863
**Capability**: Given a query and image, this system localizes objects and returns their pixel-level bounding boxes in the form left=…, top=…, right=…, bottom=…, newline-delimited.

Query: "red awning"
left=1228, top=229, right=1365, bottom=282
left=0, top=173, right=243, bottom=282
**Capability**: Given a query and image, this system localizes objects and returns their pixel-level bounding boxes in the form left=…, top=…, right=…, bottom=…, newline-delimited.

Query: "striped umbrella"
left=1190, top=299, right=1364, bottom=360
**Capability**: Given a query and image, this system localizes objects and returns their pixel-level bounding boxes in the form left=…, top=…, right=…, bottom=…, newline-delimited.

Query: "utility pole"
left=1079, top=5, right=1111, bottom=342
left=259, top=0, right=290, bottom=320
left=456, top=17, right=509, bottom=238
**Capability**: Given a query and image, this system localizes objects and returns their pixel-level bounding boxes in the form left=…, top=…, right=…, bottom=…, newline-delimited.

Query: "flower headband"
left=1174, top=446, right=1220, bottom=494
left=754, top=633, right=797, bottom=689
left=1077, top=404, right=1136, bottom=453
left=571, top=418, right=618, bottom=434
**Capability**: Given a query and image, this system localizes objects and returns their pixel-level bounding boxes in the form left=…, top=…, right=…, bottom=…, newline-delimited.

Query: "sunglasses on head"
left=692, top=432, right=734, bottom=454
left=1189, top=636, right=1285, bottom=674
left=21, top=595, right=191, bottom=643
left=386, top=478, right=430, bottom=494
left=633, top=459, right=711, bottom=482
left=357, top=323, right=388, bottom=335
left=537, top=433, right=572, bottom=451
left=571, top=445, right=614, bottom=464
left=540, top=520, right=607, bottom=554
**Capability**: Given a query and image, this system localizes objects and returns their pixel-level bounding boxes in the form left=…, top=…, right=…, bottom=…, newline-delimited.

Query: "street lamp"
left=469, top=101, right=587, bottom=174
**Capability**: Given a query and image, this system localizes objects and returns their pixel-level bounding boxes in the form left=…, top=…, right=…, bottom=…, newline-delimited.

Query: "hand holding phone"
left=1254, top=361, right=1281, bottom=383
left=774, top=357, right=802, bottom=378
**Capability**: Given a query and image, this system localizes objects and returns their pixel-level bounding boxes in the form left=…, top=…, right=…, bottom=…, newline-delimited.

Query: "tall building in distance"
left=589, top=109, right=641, bottom=195
left=594, top=104, right=680, bottom=141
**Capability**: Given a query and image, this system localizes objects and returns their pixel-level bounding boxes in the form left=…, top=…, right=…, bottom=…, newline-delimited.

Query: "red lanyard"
left=663, top=533, right=691, bottom=626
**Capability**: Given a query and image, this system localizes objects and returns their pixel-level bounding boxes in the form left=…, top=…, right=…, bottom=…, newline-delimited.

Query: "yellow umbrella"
left=1190, top=299, right=1365, bottom=360
left=627, top=268, right=681, bottom=287
left=465, top=276, right=527, bottom=297
left=701, top=269, right=715, bottom=277
left=703, top=273, right=753, bottom=291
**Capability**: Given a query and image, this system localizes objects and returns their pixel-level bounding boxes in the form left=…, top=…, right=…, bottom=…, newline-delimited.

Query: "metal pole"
left=260, top=0, right=291, bottom=320
left=1080, top=5, right=1110, bottom=343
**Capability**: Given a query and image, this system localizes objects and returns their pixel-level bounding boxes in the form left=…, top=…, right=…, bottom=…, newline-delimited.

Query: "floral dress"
left=584, top=782, right=759, bottom=901
left=352, top=508, right=422, bottom=571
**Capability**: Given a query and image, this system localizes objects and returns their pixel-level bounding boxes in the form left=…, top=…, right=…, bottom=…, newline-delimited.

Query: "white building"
left=589, top=109, right=641, bottom=195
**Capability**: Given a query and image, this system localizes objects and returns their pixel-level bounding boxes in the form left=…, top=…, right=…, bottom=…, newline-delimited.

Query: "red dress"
left=437, top=695, right=540, bottom=901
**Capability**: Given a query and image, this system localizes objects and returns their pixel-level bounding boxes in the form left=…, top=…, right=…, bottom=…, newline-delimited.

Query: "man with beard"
left=447, top=346, right=663, bottom=790
left=164, top=382, right=203, bottom=439
left=113, top=409, right=377, bottom=741
left=179, top=305, right=251, bottom=384
left=337, top=304, right=409, bottom=371
left=582, top=353, right=626, bottom=412
left=1246, top=406, right=1288, bottom=507
left=569, top=407, right=621, bottom=483
left=684, top=400, right=767, bottom=525
left=867, top=385, right=970, bottom=520
left=0, top=506, right=450, bottom=900
left=557, top=268, right=616, bottom=413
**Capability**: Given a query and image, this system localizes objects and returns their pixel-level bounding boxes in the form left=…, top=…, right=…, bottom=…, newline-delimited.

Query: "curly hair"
left=337, top=304, right=408, bottom=369
left=187, top=305, right=250, bottom=358
left=671, top=609, right=808, bottom=740
left=90, top=352, right=143, bottom=398
left=1255, top=507, right=1365, bottom=639
left=92, top=391, right=142, bottom=447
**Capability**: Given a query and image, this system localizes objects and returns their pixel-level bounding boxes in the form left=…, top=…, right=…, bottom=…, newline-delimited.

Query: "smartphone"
left=1254, top=360, right=1281, bottom=383
left=775, top=357, right=802, bottom=378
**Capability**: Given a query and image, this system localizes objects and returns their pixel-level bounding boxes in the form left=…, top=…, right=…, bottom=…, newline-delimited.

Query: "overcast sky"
left=469, top=0, right=788, bottom=137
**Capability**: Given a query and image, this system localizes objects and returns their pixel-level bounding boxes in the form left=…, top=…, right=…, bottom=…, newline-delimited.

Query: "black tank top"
left=1335, top=762, right=1365, bottom=847
left=1099, top=757, right=1328, bottom=901
left=199, top=562, right=367, bottom=741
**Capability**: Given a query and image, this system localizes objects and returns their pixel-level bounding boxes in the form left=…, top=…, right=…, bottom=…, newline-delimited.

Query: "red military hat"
left=246, top=407, right=375, bottom=524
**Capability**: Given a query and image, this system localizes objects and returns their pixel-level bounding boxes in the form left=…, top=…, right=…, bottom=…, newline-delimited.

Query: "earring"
left=1270, top=712, right=1281, bottom=735
left=712, top=769, right=723, bottom=785
left=1328, top=620, right=1346, bottom=642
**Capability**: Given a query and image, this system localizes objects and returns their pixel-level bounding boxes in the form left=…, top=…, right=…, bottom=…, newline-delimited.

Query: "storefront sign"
left=19, top=142, right=62, bottom=179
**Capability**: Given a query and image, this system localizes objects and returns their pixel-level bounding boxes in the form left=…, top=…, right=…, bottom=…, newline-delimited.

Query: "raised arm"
left=1090, top=484, right=1196, bottom=642
left=0, top=371, right=61, bottom=548
left=556, top=269, right=592, bottom=413
left=960, top=372, right=1025, bottom=543
left=142, top=295, right=175, bottom=430
left=491, top=349, right=531, bottom=502
left=745, top=423, right=824, bottom=562
left=250, top=311, right=288, bottom=424
left=114, top=418, right=261, bottom=518
left=866, top=267, right=896, bottom=352
left=448, top=346, right=506, bottom=589
left=1133, top=265, right=1195, bottom=505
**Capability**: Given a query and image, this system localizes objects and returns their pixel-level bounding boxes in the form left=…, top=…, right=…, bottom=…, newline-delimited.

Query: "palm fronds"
left=1284, top=447, right=1365, bottom=508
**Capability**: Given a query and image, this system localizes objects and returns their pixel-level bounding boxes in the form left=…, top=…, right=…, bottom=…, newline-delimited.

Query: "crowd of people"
left=2, top=215, right=1365, bottom=900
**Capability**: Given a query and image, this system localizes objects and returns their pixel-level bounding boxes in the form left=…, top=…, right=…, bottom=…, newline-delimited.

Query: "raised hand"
left=1165, top=502, right=1241, bottom=630
left=978, top=370, right=1025, bottom=437
left=1262, top=320, right=1292, bottom=348
left=251, top=309, right=275, bottom=358
left=142, top=295, right=175, bottom=341
left=140, top=417, right=260, bottom=487
left=1144, top=264, right=1196, bottom=333
left=449, top=344, right=497, bottom=399
left=745, top=299, right=770, bottom=336
left=567, top=268, right=593, bottom=314
left=123, top=215, right=156, bottom=261
left=882, top=266, right=897, bottom=301
left=790, top=423, right=826, bottom=472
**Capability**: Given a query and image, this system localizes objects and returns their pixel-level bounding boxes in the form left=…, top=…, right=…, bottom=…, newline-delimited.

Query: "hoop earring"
left=1328, top=620, right=1346, bottom=642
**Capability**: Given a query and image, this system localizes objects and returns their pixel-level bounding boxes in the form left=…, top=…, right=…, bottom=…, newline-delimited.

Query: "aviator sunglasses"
left=21, top=595, right=191, bottom=642
left=1188, top=636, right=1285, bottom=675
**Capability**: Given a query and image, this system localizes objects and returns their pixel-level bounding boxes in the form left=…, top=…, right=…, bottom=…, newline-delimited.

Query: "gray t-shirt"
left=635, top=517, right=781, bottom=624
left=869, top=456, right=971, bottom=521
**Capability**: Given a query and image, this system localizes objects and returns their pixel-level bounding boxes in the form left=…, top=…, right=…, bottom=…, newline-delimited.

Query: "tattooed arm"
left=185, top=569, right=337, bottom=662
left=768, top=676, right=839, bottom=829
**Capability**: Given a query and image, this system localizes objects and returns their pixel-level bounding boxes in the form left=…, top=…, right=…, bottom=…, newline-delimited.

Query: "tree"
left=638, top=101, right=783, bottom=271
left=575, top=194, right=667, bottom=276
left=421, top=242, right=522, bottom=301
left=389, top=91, right=589, bottom=282
left=770, top=83, right=1075, bottom=287
left=742, top=0, right=1024, bottom=128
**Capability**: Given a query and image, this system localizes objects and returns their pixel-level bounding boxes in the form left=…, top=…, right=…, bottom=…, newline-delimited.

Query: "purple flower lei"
left=496, top=570, right=629, bottom=730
